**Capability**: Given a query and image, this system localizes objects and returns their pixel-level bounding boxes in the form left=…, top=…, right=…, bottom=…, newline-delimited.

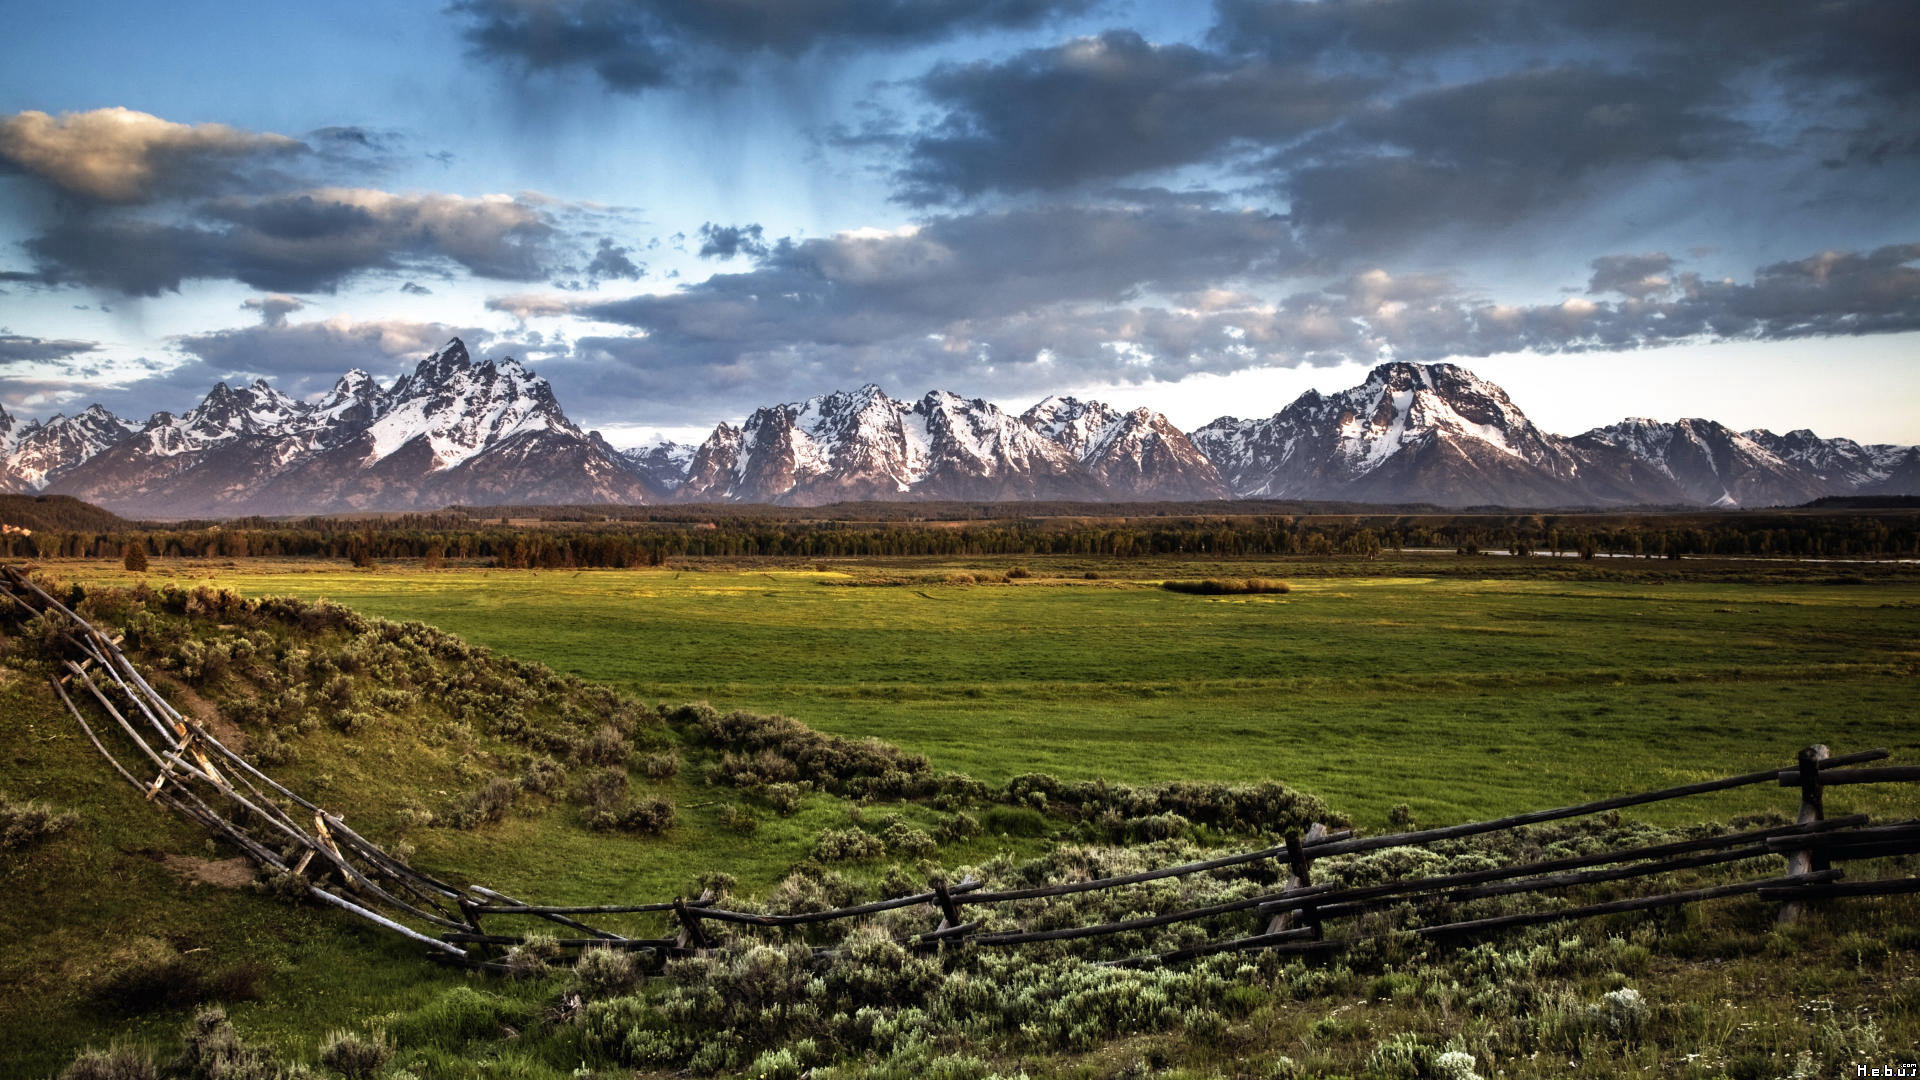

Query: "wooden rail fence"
left=6, top=564, right=1918, bottom=976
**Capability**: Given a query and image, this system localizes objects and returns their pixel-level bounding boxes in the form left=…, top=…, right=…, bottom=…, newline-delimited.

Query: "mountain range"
left=3, top=338, right=1914, bottom=516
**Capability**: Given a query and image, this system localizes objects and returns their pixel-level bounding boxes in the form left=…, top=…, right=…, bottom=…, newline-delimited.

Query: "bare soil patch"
left=160, top=854, right=256, bottom=888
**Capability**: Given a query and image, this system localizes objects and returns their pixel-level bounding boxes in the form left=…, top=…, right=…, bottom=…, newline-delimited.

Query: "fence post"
left=931, top=879, right=964, bottom=932
left=1266, top=823, right=1326, bottom=938
left=675, top=893, right=712, bottom=951
left=1779, top=744, right=1829, bottom=924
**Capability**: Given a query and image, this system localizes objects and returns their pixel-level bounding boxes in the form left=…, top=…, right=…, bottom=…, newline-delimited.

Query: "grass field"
left=7, top=553, right=1919, bottom=1078
left=120, top=555, right=1920, bottom=829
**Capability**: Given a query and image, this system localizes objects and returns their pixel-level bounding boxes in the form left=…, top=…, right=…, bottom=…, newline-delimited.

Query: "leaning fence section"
left=6, top=564, right=1918, bottom=976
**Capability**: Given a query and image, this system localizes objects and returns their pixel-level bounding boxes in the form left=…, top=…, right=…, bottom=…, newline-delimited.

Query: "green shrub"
left=59, top=1047, right=157, bottom=1080
left=588, top=797, right=676, bottom=835
left=719, top=805, right=761, bottom=835
left=575, top=767, right=628, bottom=811
left=447, top=777, right=516, bottom=828
left=1, top=794, right=77, bottom=851
left=505, top=934, right=561, bottom=981
left=936, top=811, right=982, bottom=842
left=813, top=827, right=886, bottom=862
left=640, top=750, right=682, bottom=778
left=880, top=821, right=937, bottom=856
left=574, top=947, right=642, bottom=999
left=173, top=1007, right=280, bottom=1080
left=763, top=782, right=804, bottom=816
left=578, top=724, right=631, bottom=768
left=516, top=755, right=567, bottom=795
left=317, top=1028, right=391, bottom=1080
left=1161, top=577, right=1290, bottom=595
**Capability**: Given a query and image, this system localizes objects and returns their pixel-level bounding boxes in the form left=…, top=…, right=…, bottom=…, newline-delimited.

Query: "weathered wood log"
left=1764, top=821, right=1920, bottom=850
left=1111, top=929, right=1342, bottom=968
left=673, top=897, right=711, bottom=950
left=1255, top=814, right=1866, bottom=917
left=959, top=842, right=1334, bottom=905
left=439, top=932, right=675, bottom=949
left=1419, top=870, right=1842, bottom=939
left=1770, top=748, right=1892, bottom=777
left=1314, top=843, right=1777, bottom=920
left=637, top=877, right=984, bottom=928
left=309, top=886, right=469, bottom=958
left=931, top=879, right=964, bottom=934
left=910, top=920, right=980, bottom=945
left=1758, top=877, right=1920, bottom=900
left=1778, top=766, right=1920, bottom=786
left=969, top=886, right=1322, bottom=947
left=1779, top=744, right=1831, bottom=923
left=1307, top=754, right=1884, bottom=861
left=466, top=886, right=623, bottom=940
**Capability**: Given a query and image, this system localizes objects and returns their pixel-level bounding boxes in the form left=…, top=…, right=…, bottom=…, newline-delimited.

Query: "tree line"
left=3, top=511, right=1916, bottom=566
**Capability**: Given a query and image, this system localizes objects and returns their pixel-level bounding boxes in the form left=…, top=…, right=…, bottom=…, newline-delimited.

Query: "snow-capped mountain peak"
left=0, top=404, right=137, bottom=491
left=365, top=340, right=575, bottom=470
left=1021, top=395, right=1124, bottom=458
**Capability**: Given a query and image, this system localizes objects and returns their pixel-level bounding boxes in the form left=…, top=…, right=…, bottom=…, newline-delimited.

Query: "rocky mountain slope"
left=1189, top=363, right=1693, bottom=507
left=6, top=348, right=1915, bottom=513
left=34, top=339, right=664, bottom=517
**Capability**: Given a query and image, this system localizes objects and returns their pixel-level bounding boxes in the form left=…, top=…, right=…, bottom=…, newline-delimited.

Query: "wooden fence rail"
left=7, top=564, right=1918, bottom=976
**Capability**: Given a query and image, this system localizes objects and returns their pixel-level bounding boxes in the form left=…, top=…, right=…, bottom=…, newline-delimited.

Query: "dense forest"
left=1, top=501, right=1916, bottom=566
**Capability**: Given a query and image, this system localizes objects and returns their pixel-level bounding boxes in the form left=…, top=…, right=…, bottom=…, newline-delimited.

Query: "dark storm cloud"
left=0, top=334, right=100, bottom=364
left=24, top=189, right=560, bottom=296
left=1277, top=67, right=1746, bottom=242
left=897, top=31, right=1377, bottom=204
left=880, top=0, right=1916, bottom=253
left=1212, top=0, right=1920, bottom=97
left=1209, top=0, right=1524, bottom=61
left=696, top=223, right=768, bottom=260
left=451, top=0, right=1097, bottom=91
left=400, top=281, right=434, bottom=295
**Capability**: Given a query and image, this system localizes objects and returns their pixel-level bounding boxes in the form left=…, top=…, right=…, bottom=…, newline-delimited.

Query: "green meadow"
left=158, top=558, right=1920, bottom=828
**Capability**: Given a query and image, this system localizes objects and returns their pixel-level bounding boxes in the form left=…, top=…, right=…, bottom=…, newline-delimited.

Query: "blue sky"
left=2, top=0, right=1916, bottom=447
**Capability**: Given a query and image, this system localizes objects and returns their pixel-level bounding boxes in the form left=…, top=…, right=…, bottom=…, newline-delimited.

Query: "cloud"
left=0, top=334, right=101, bottom=364
left=896, top=31, right=1377, bottom=203
left=0, top=108, right=306, bottom=204
left=486, top=292, right=575, bottom=320
left=169, top=315, right=494, bottom=398
left=860, top=0, right=1916, bottom=274
left=696, top=222, right=768, bottom=260
left=560, top=204, right=1312, bottom=416
left=1275, top=68, right=1745, bottom=241
left=585, top=236, right=644, bottom=280
left=1210, top=0, right=1524, bottom=61
left=1587, top=254, right=1675, bottom=298
left=549, top=233, right=1920, bottom=422
left=400, top=280, right=434, bottom=295
left=25, top=188, right=560, bottom=295
left=0, top=108, right=606, bottom=298
left=451, top=0, right=1097, bottom=91
left=242, top=294, right=307, bottom=326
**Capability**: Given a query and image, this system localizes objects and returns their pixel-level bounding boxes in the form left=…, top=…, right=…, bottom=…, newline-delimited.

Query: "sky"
left=1, top=0, right=1916, bottom=449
